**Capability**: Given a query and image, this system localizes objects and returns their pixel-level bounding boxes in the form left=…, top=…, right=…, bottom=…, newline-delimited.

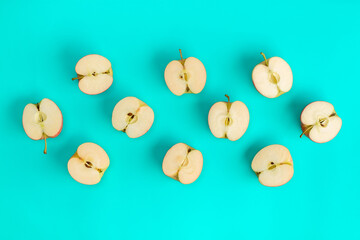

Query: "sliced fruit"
left=112, top=97, right=154, bottom=138
left=162, top=143, right=203, bottom=184
left=22, top=98, right=63, bottom=154
left=73, top=54, right=113, bottom=95
left=164, top=49, right=206, bottom=96
left=68, top=142, right=110, bottom=185
left=300, top=101, right=342, bottom=143
left=208, top=95, right=250, bottom=141
left=251, top=144, right=294, bottom=187
left=252, top=52, right=293, bottom=98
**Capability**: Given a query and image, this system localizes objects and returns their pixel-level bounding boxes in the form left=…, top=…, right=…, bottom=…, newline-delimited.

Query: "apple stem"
left=300, top=125, right=313, bottom=138
left=72, top=75, right=83, bottom=81
left=43, top=135, right=47, bottom=154
left=225, top=94, right=232, bottom=112
left=179, top=49, right=183, bottom=60
left=260, top=52, right=269, bottom=66
left=225, top=94, right=230, bottom=103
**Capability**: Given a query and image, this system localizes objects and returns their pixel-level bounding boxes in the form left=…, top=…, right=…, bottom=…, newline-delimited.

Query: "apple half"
left=22, top=98, right=63, bottom=154
left=164, top=49, right=206, bottom=96
left=112, top=97, right=154, bottom=138
left=251, top=144, right=294, bottom=187
left=300, top=101, right=342, bottom=143
left=68, top=142, right=110, bottom=185
left=162, top=143, right=203, bottom=184
left=252, top=52, right=293, bottom=98
left=72, top=54, right=113, bottom=95
left=208, top=95, right=250, bottom=141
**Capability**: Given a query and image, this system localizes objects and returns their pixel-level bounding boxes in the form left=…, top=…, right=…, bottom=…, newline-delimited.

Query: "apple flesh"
left=251, top=144, right=294, bottom=187
left=22, top=98, right=63, bottom=154
left=112, top=97, right=154, bottom=138
left=72, top=54, right=113, bottom=95
left=164, top=49, right=206, bottom=96
left=162, top=143, right=203, bottom=184
left=300, top=101, right=342, bottom=143
left=252, top=52, right=293, bottom=98
left=68, top=142, right=110, bottom=185
left=208, top=94, right=250, bottom=141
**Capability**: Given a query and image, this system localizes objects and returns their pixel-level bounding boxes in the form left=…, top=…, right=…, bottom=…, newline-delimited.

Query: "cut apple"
left=112, top=97, right=154, bottom=138
left=164, top=49, right=206, bottom=96
left=251, top=144, right=294, bottom=187
left=22, top=98, right=63, bottom=154
left=300, top=101, right=342, bottom=143
left=208, top=95, right=250, bottom=141
left=72, top=54, right=113, bottom=95
left=68, top=142, right=110, bottom=185
left=252, top=52, right=293, bottom=98
left=162, top=143, right=203, bottom=184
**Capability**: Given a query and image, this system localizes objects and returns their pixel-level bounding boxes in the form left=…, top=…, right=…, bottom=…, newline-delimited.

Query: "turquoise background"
left=1, top=0, right=359, bottom=239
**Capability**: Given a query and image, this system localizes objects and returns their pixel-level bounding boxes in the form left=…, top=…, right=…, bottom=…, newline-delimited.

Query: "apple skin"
left=22, top=98, right=63, bottom=140
left=299, top=101, right=341, bottom=144
left=124, top=124, right=153, bottom=139
left=46, top=99, right=63, bottom=138
left=300, top=122, right=339, bottom=144
left=67, top=153, right=82, bottom=185
left=127, top=128, right=151, bottom=139
left=300, top=122, right=316, bottom=142
left=299, top=103, right=308, bottom=139
left=78, top=68, right=113, bottom=95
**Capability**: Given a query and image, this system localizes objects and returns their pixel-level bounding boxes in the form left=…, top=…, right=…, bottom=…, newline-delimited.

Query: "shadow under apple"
left=52, top=135, right=90, bottom=173
left=151, top=48, right=176, bottom=84
left=196, top=91, right=222, bottom=133
left=151, top=137, right=178, bottom=170
left=238, top=51, right=263, bottom=86
left=99, top=85, right=127, bottom=128
left=287, top=92, right=321, bottom=132
left=59, top=43, right=96, bottom=79
left=244, top=141, right=273, bottom=178
left=9, top=94, right=42, bottom=135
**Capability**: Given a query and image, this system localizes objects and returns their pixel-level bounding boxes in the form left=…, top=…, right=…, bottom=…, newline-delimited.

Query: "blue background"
left=1, top=0, right=359, bottom=239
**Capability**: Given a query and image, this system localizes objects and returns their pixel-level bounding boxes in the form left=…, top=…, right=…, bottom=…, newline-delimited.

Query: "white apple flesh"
left=300, top=101, right=342, bottom=143
left=252, top=52, right=293, bottom=98
left=22, top=98, right=63, bottom=154
left=68, top=142, right=110, bottom=185
left=208, top=95, right=250, bottom=141
left=72, top=54, right=113, bottom=95
left=164, top=49, right=206, bottom=96
left=162, top=143, right=203, bottom=184
left=112, top=97, right=154, bottom=138
left=251, top=144, right=294, bottom=187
